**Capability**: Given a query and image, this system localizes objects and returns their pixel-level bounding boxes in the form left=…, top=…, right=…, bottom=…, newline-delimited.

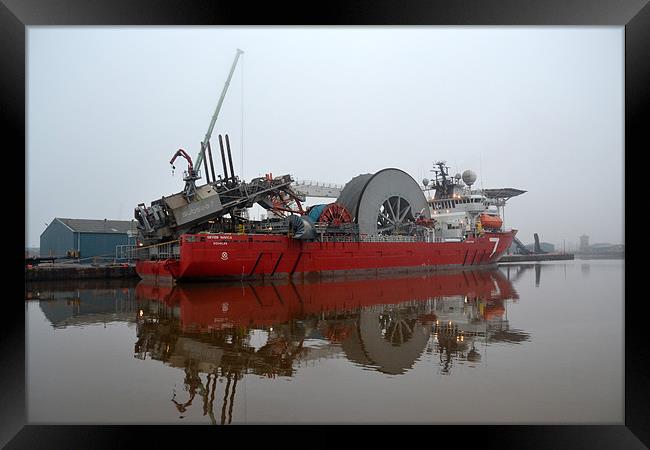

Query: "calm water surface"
left=26, top=259, right=623, bottom=424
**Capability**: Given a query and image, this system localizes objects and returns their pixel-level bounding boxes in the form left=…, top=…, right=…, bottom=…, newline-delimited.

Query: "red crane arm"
left=169, top=149, right=194, bottom=172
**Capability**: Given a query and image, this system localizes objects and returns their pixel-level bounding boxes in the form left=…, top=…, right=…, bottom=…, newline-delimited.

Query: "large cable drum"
left=337, top=168, right=431, bottom=236
left=336, top=173, right=373, bottom=219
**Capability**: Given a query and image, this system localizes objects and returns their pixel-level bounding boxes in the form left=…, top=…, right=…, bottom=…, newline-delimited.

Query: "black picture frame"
left=5, top=0, right=646, bottom=447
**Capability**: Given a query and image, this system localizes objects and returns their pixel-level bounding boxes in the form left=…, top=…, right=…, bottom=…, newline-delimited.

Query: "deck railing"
left=132, top=240, right=180, bottom=260
left=114, top=245, right=136, bottom=262
left=318, top=234, right=427, bottom=243
left=360, top=234, right=420, bottom=243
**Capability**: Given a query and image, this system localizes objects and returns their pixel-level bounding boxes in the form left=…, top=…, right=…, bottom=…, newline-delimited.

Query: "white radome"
left=462, top=170, right=477, bottom=186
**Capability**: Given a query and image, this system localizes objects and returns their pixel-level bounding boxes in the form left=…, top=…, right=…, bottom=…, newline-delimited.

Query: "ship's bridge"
left=429, top=188, right=525, bottom=213
left=429, top=193, right=485, bottom=213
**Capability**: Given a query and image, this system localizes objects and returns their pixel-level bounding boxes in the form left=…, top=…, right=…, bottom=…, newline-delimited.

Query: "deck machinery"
left=134, top=49, right=328, bottom=246
left=134, top=141, right=312, bottom=245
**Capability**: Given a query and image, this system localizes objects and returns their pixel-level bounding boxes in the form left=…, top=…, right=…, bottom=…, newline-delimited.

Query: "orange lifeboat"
left=479, top=213, right=503, bottom=230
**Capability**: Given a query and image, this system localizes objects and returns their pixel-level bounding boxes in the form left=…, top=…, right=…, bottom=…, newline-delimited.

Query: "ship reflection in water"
left=28, top=261, right=623, bottom=424
left=132, top=269, right=528, bottom=423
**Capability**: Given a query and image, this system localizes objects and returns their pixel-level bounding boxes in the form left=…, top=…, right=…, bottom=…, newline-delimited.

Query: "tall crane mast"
left=196, top=48, right=244, bottom=171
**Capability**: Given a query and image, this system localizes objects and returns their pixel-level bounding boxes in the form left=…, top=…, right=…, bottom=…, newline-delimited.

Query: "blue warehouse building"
left=40, top=218, right=138, bottom=260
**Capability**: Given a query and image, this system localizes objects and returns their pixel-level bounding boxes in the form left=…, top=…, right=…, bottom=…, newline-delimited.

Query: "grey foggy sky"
left=27, top=27, right=623, bottom=248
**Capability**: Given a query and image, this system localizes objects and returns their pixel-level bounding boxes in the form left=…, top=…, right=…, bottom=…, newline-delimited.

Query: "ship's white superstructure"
left=422, top=161, right=525, bottom=242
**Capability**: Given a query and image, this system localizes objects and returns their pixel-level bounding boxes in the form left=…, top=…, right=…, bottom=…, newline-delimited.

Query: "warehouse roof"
left=55, top=218, right=138, bottom=234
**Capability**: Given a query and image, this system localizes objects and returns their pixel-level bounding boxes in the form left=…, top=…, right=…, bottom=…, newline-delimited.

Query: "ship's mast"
left=431, top=161, right=456, bottom=199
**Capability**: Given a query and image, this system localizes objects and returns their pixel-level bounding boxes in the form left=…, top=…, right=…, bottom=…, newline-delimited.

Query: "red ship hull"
left=136, top=230, right=516, bottom=283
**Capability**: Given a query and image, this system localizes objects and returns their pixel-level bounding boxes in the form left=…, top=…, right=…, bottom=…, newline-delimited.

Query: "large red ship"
left=136, top=230, right=515, bottom=283
left=134, top=163, right=520, bottom=283
left=133, top=51, right=523, bottom=283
